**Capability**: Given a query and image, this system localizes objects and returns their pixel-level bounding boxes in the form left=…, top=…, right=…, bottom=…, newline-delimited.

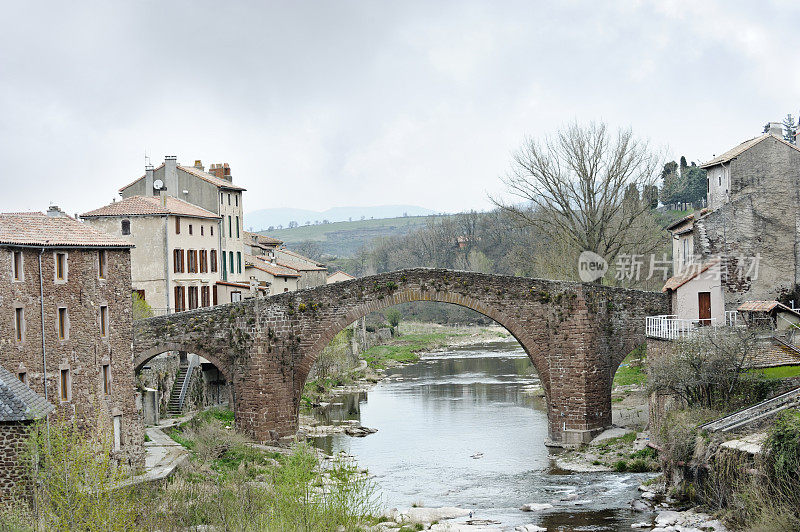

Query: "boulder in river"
left=344, top=425, right=378, bottom=437
left=520, top=502, right=553, bottom=512
left=403, top=506, right=471, bottom=523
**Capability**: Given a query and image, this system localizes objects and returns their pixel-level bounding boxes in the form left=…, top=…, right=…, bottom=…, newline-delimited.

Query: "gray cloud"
left=1, top=1, right=798, bottom=215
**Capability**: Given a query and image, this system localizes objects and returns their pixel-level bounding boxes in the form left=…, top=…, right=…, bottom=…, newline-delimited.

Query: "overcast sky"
left=1, top=1, right=798, bottom=216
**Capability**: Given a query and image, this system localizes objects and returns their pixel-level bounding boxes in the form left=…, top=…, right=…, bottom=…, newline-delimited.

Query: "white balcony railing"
left=645, top=314, right=719, bottom=340
left=725, top=310, right=740, bottom=327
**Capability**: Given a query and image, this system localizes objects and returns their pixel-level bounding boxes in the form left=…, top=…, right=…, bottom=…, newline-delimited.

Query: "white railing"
left=645, top=314, right=718, bottom=340
left=725, top=310, right=740, bottom=327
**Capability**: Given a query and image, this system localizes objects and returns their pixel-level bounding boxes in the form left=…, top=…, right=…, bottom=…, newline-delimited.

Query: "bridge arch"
left=296, top=287, right=554, bottom=409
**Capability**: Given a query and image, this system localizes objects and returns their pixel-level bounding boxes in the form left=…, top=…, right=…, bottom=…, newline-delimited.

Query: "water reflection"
left=311, top=340, right=651, bottom=530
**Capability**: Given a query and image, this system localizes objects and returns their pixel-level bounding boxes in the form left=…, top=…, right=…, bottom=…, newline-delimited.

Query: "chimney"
left=145, top=164, right=154, bottom=195
left=209, top=162, right=233, bottom=182
left=767, top=122, right=784, bottom=137
left=164, top=155, right=178, bottom=193
left=194, top=159, right=204, bottom=171
left=160, top=189, right=168, bottom=207
left=46, top=205, right=67, bottom=217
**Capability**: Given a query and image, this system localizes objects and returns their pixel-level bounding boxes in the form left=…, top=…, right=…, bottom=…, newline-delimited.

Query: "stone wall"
left=133, top=268, right=668, bottom=445
left=0, top=247, right=144, bottom=466
left=0, top=422, right=31, bottom=501
left=696, top=136, right=800, bottom=307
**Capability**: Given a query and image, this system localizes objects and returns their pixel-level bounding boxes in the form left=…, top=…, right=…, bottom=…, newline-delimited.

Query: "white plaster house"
left=81, top=194, right=225, bottom=312
left=244, top=254, right=300, bottom=295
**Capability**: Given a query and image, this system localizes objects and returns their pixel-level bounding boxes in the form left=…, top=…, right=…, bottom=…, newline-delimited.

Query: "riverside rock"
left=520, top=503, right=553, bottom=512
left=403, top=506, right=471, bottom=523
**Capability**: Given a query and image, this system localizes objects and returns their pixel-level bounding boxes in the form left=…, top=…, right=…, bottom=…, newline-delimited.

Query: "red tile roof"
left=80, top=195, right=220, bottom=219
left=276, top=248, right=326, bottom=271
left=244, top=254, right=301, bottom=277
left=0, top=213, right=133, bottom=248
left=662, top=258, right=720, bottom=292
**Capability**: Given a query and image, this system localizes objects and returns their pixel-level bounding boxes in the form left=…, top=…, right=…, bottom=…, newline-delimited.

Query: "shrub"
left=385, top=308, right=401, bottom=328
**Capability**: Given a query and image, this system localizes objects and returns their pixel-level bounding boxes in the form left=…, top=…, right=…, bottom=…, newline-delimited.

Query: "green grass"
left=749, top=365, right=800, bottom=380
left=613, top=355, right=647, bottom=387
left=361, top=331, right=470, bottom=369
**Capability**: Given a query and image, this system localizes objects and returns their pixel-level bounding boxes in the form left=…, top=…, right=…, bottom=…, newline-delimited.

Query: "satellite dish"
left=153, top=179, right=164, bottom=190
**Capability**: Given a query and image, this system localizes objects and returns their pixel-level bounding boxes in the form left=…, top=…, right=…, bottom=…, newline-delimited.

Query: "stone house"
left=274, top=248, right=327, bottom=289
left=244, top=231, right=327, bottom=290
left=0, top=210, right=144, bottom=466
left=80, top=194, right=223, bottom=313
left=119, top=158, right=248, bottom=286
left=0, top=363, right=53, bottom=501
left=661, top=123, right=800, bottom=325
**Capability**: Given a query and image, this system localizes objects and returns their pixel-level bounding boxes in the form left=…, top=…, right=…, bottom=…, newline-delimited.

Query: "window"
left=98, top=250, right=107, bottom=279
left=201, top=226, right=204, bottom=236
left=237, top=252, right=242, bottom=274
left=228, top=216, right=232, bottom=237
left=14, top=307, right=24, bottom=342
left=718, top=173, right=721, bottom=186
left=12, top=251, right=23, bottom=281
left=60, top=368, right=70, bottom=401
left=173, top=249, right=185, bottom=273
left=133, top=289, right=146, bottom=302
left=175, top=217, right=181, bottom=234
left=174, top=286, right=186, bottom=312
left=682, top=239, right=690, bottom=265
left=188, top=286, right=199, bottom=310
left=210, top=225, right=214, bottom=236
left=220, top=192, right=224, bottom=204
left=201, top=286, right=210, bottom=307
left=235, top=195, right=238, bottom=207
left=121, top=219, right=131, bottom=235
left=189, top=224, right=193, bottom=235
left=231, top=291, right=242, bottom=303
left=236, top=216, right=240, bottom=238
left=210, top=250, right=218, bottom=273
left=213, top=285, right=218, bottom=305
left=229, top=251, right=234, bottom=274
left=187, top=249, right=197, bottom=273
left=199, top=250, right=208, bottom=273
left=228, top=193, right=231, bottom=205
left=221, top=252, right=227, bottom=279
left=99, top=305, right=108, bottom=337
left=102, top=364, right=111, bottom=395
left=57, top=307, right=68, bottom=340
left=55, top=252, right=67, bottom=281
left=18, top=372, right=27, bottom=385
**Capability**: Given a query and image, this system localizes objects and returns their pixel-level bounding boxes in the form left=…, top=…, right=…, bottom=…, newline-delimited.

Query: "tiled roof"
left=736, top=300, right=800, bottom=317
left=118, top=162, right=246, bottom=192
left=178, top=165, right=246, bottom=191
left=666, top=214, right=694, bottom=232
left=0, top=365, right=54, bottom=422
left=662, top=258, right=720, bottom=292
left=700, top=133, right=800, bottom=168
left=328, top=270, right=355, bottom=280
left=81, top=195, right=220, bottom=219
left=276, top=248, right=326, bottom=271
left=244, top=231, right=283, bottom=248
left=0, top=213, right=133, bottom=248
left=245, top=254, right=301, bottom=277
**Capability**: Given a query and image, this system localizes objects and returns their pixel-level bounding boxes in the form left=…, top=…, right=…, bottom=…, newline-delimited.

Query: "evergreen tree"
left=642, top=185, right=659, bottom=209
left=783, top=113, right=797, bottom=144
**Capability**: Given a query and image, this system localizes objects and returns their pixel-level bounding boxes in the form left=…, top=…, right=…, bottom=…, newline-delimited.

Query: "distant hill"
left=245, top=205, right=439, bottom=232
left=258, top=214, right=446, bottom=258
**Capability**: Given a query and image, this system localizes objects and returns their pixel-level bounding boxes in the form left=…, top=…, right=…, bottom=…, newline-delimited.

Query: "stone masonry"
left=133, top=268, right=668, bottom=445
left=0, top=246, right=144, bottom=466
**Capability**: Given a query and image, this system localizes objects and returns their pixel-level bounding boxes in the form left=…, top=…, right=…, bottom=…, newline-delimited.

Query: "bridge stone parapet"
left=132, top=268, right=668, bottom=445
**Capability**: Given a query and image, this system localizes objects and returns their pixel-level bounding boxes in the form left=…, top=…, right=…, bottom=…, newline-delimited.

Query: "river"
left=311, top=338, right=654, bottom=531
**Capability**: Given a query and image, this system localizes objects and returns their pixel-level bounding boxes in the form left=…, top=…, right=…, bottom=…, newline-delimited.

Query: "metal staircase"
left=166, top=355, right=198, bottom=417
left=700, top=386, right=800, bottom=433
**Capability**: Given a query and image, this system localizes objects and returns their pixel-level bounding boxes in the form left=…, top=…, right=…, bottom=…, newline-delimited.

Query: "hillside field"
left=257, top=214, right=447, bottom=257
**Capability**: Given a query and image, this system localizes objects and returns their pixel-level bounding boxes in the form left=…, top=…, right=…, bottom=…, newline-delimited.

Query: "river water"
left=311, top=338, right=653, bottom=531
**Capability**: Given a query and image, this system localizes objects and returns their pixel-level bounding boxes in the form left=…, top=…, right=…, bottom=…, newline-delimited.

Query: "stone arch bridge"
left=133, top=269, right=667, bottom=445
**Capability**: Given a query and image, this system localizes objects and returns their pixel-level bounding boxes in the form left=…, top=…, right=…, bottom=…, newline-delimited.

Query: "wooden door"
left=698, top=292, right=711, bottom=325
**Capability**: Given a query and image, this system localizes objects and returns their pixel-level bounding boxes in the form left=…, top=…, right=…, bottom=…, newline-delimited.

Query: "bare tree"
left=493, top=122, right=663, bottom=278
